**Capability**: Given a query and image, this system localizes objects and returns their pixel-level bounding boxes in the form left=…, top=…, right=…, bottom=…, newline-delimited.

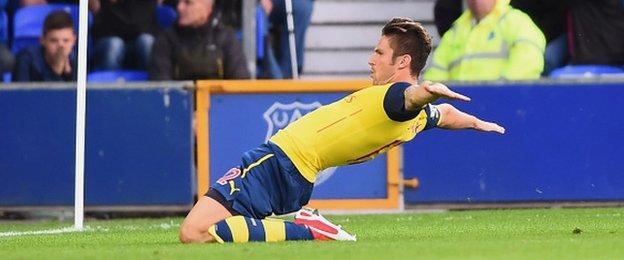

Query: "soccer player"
left=179, top=17, right=505, bottom=244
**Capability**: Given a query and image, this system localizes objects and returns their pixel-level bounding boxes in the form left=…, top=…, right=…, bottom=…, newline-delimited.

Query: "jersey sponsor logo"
left=263, top=101, right=337, bottom=186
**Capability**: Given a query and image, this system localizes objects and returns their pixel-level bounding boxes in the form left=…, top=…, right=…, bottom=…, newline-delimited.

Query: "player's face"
left=368, top=36, right=400, bottom=85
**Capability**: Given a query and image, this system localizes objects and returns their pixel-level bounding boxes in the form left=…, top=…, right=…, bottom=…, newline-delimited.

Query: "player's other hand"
left=422, top=81, right=471, bottom=102
left=475, top=120, right=506, bottom=134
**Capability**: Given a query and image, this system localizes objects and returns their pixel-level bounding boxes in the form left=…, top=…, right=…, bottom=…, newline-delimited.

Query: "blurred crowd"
left=3, top=0, right=314, bottom=82
left=1, top=0, right=623, bottom=82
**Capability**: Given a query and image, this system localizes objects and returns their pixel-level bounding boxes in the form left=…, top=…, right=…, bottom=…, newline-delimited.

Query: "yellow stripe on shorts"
left=261, top=218, right=286, bottom=242
left=225, top=216, right=250, bottom=243
left=207, top=225, right=224, bottom=244
left=241, top=154, right=274, bottom=178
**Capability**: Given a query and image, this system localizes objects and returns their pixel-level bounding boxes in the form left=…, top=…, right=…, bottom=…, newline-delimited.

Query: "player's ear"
left=398, top=54, right=411, bottom=69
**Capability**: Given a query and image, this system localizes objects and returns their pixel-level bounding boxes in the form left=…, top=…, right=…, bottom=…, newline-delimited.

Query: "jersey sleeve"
left=423, top=104, right=442, bottom=130
left=383, top=82, right=420, bottom=122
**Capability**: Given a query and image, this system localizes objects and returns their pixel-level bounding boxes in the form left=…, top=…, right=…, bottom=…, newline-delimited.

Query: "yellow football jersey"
left=269, top=82, right=441, bottom=183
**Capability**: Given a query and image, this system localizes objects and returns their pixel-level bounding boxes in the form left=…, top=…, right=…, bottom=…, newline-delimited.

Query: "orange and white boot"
left=294, top=207, right=357, bottom=242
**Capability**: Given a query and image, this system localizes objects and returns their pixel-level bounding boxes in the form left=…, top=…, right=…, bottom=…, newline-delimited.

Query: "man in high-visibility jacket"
left=424, top=0, right=546, bottom=81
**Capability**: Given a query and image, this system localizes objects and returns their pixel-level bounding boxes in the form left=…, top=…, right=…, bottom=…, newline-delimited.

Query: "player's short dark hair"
left=382, top=17, right=432, bottom=77
left=43, top=10, right=74, bottom=36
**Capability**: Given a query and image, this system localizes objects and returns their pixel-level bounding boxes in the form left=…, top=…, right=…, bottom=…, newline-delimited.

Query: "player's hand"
left=422, top=81, right=471, bottom=102
left=474, top=120, right=506, bottom=134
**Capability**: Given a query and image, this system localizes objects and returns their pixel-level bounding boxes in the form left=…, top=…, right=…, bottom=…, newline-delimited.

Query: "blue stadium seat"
left=156, top=5, right=177, bottom=29
left=12, top=4, right=89, bottom=53
left=87, top=70, right=148, bottom=82
left=549, top=65, right=624, bottom=79
left=3, top=72, right=10, bottom=83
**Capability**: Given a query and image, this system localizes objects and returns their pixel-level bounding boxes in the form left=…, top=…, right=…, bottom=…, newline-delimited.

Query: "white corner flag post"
left=74, top=0, right=90, bottom=231
left=285, top=0, right=299, bottom=79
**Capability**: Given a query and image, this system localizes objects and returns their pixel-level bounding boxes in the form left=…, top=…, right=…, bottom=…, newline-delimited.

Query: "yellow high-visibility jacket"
left=423, top=0, right=546, bottom=81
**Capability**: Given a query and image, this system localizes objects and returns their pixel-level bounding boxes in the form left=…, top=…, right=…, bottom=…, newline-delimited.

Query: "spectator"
left=432, top=0, right=566, bottom=76
left=12, top=10, right=76, bottom=81
left=90, top=0, right=159, bottom=71
left=149, top=0, right=250, bottom=80
left=269, top=0, right=313, bottom=78
left=424, top=0, right=545, bottom=81
left=214, top=0, right=282, bottom=79
left=567, top=0, right=624, bottom=66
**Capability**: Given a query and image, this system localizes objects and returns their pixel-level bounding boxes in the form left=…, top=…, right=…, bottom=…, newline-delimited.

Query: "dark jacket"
left=148, top=21, right=250, bottom=80
left=433, top=0, right=463, bottom=38
left=12, top=45, right=77, bottom=82
left=569, top=0, right=624, bottom=65
left=91, top=0, right=159, bottom=41
left=510, top=0, right=567, bottom=43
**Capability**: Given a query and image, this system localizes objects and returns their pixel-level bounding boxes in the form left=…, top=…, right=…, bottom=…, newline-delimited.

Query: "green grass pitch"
left=1, top=207, right=623, bottom=259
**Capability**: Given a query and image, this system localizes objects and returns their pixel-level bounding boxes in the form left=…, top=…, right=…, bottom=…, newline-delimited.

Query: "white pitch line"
left=0, top=227, right=79, bottom=237
left=0, top=221, right=180, bottom=238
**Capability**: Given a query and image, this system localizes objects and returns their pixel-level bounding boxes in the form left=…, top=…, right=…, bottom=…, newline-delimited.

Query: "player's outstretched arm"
left=436, top=103, right=505, bottom=134
left=404, top=81, right=470, bottom=111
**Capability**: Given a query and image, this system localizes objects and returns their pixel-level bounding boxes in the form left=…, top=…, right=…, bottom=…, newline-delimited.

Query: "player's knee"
left=179, top=224, right=216, bottom=244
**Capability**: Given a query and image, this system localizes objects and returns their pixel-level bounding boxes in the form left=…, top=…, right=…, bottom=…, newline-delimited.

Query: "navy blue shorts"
left=208, top=142, right=313, bottom=219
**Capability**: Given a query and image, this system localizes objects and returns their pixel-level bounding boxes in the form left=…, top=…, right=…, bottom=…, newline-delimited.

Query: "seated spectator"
left=424, top=0, right=545, bottom=81
left=12, top=10, right=76, bottom=81
left=433, top=0, right=566, bottom=75
left=90, top=0, right=159, bottom=71
left=149, top=0, right=250, bottom=80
